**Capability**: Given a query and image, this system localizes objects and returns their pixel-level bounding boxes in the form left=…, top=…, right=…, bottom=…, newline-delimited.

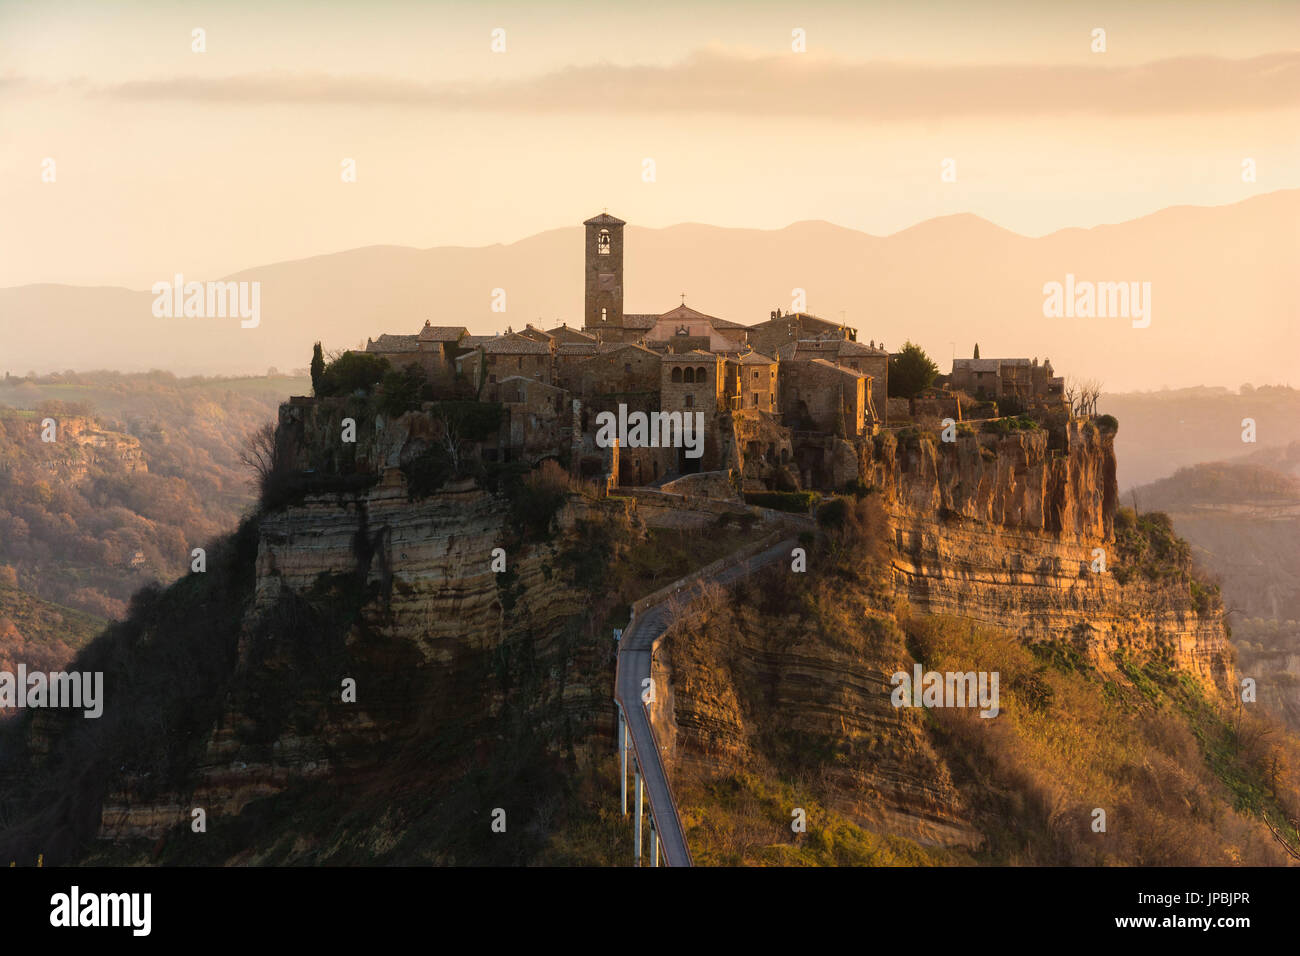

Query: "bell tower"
left=584, top=212, right=625, bottom=334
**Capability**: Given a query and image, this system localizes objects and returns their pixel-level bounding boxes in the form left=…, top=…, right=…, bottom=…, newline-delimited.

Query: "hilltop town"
left=318, top=211, right=1070, bottom=495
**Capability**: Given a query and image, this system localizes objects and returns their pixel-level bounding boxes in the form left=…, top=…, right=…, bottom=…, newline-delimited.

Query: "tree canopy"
left=887, top=341, right=939, bottom=398
left=317, top=352, right=390, bottom=397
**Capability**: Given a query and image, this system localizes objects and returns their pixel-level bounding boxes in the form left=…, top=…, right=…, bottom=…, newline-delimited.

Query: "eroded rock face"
left=98, top=476, right=606, bottom=843
left=654, top=417, right=1230, bottom=855
left=254, top=479, right=514, bottom=662
left=862, top=419, right=1228, bottom=690
left=93, top=405, right=1228, bottom=853
left=865, top=420, right=1115, bottom=542
left=890, top=515, right=1232, bottom=692
left=17, top=415, right=149, bottom=480
left=658, top=596, right=983, bottom=850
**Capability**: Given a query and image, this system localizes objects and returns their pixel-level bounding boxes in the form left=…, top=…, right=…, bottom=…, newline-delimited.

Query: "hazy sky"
left=2, top=0, right=1298, bottom=287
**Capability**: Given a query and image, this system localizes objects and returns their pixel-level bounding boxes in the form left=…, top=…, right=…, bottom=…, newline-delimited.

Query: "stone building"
left=724, top=350, right=779, bottom=413
left=553, top=342, right=598, bottom=390
left=517, top=324, right=556, bottom=346
left=493, top=376, right=569, bottom=463
left=779, top=358, right=870, bottom=437
left=545, top=323, right=597, bottom=345
left=583, top=212, right=627, bottom=336
left=747, top=310, right=854, bottom=358
left=637, top=304, right=748, bottom=352
left=576, top=343, right=662, bottom=402
left=457, top=333, right=553, bottom=389
left=658, top=350, right=726, bottom=472
left=775, top=338, right=888, bottom=424
left=360, top=322, right=468, bottom=379
left=950, top=349, right=1065, bottom=408
left=660, top=350, right=725, bottom=415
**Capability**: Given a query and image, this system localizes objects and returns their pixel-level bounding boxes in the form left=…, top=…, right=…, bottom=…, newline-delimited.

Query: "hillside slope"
left=1131, top=449, right=1300, bottom=729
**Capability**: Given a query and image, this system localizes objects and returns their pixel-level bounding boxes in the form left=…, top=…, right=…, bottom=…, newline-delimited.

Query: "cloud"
left=38, top=49, right=1300, bottom=117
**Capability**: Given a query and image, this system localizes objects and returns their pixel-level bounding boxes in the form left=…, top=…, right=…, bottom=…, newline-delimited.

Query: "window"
left=624, top=363, right=632, bottom=374
left=489, top=374, right=496, bottom=384
left=517, top=357, right=523, bottom=369
left=753, top=370, right=759, bottom=381
left=685, top=394, right=694, bottom=407
left=597, top=229, right=611, bottom=255
left=696, top=366, right=707, bottom=382
left=683, top=368, right=694, bottom=384
left=671, top=367, right=682, bottom=383
left=752, top=394, right=758, bottom=407
left=601, top=307, right=607, bottom=323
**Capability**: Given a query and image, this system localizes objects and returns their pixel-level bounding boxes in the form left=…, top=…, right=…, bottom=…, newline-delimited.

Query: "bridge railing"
left=631, top=528, right=787, bottom=617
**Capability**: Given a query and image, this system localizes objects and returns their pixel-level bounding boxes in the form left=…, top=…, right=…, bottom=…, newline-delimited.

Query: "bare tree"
left=433, top=410, right=465, bottom=475
left=238, top=420, right=279, bottom=488
left=1064, top=378, right=1082, bottom=417
left=1080, top=378, right=1104, bottom=417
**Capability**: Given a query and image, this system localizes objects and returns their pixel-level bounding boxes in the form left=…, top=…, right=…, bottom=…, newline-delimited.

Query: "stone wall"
left=779, top=360, right=866, bottom=436
left=577, top=345, right=661, bottom=397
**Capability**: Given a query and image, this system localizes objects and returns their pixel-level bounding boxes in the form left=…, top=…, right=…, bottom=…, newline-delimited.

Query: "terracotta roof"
left=367, top=334, right=419, bottom=352
left=655, top=304, right=721, bottom=324
left=418, top=323, right=467, bottom=342
left=483, top=335, right=551, bottom=355
left=584, top=212, right=626, bottom=226
left=728, top=351, right=777, bottom=366
left=593, top=342, right=659, bottom=357
left=663, top=349, right=717, bottom=361
left=546, top=324, right=596, bottom=342
left=754, top=312, right=852, bottom=338
left=806, top=357, right=867, bottom=379
left=496, top=375, right=566, bottom=393
left=461, top=335, right=495, bottom=348
left=835, top=340, right=888, bottom=357
left=953, top=358, right=1003, bottom=372
left=556, top=342, right=598, bottom=356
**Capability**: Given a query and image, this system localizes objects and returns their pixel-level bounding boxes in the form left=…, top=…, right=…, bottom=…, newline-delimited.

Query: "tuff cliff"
left=2, top=403, right=1265, bottom=866
left=96, top=476, right=606, bottom=845
left=866, top=418, right=1228, bottom=688
left=648, top=417, right=1252, bottom=862
left=32, top=416, right=148, bottom=480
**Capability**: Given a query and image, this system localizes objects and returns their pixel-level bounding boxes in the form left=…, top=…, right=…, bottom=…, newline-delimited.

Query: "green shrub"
left=1096, top=414, right=1119, bottom=433
left=981, top=415, right=1040, bottom=436
left=817, top=496, right=848, bottom=528
left=840, top=479, right=875, bottom=499
left=507, top=460, right=571, bottom=541
left=378, top=363, right=425, bottom=418
left=402, top=443, right=455, bottom=498
left=317, top=352, right=390, bottom=397
left=887, top=342, right=939, bottom=399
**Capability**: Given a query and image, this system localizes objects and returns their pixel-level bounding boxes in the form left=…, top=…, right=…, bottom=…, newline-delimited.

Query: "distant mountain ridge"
left=1, top=191, right=1296, bottom=391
